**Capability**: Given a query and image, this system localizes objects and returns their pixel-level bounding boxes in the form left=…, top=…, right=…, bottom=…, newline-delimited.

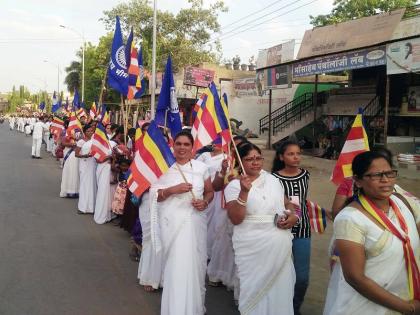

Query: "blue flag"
left=155, top=56, right=182, bottom=139
left=125, top=28, right=133, bottom=71
left=51, top=91, right=60, bottom=113
left=108, top=16, right=128, bottom=96
left=73, top=89, right=80, bottom=110
left=39, top=101, right=45, bottom=111
left=134, top=46, right=146, bottom=99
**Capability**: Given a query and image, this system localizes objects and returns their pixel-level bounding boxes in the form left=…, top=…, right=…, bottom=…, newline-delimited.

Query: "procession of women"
left=6, top=98, right=420, bottom=315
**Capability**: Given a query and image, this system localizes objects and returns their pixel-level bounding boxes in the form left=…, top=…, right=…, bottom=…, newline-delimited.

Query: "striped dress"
left=272, top=169, right=311, bottom=238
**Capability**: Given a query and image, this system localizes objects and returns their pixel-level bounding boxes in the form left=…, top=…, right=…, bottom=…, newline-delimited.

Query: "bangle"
left=236, top=198, right=247, bottom=206
left=159, top=189, right=165, bottom=200
left=237, top=196, right=247, bottom=204
left=408, top=301, right=415, bottom=314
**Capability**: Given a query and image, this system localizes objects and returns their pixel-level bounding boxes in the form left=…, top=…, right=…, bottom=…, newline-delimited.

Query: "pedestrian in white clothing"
left=44, top=117, right=52, bottom=152
left=32, top=117, right=47, bottom=159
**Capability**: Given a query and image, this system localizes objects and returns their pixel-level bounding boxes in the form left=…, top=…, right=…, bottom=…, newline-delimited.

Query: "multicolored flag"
left=67, top=110, right=83, bottom=136
left=90, top=102, right=97, bottom=120
left=91, top=122, right=112, bottom=162
left=191, top=82, right=231, bottom=153
left=107, top=16, right=129, bottom=96
left=155, top=56, right=182, bottom=139
left=100, top=107, right=110, bottom=125
left=127, top=41, right=141, bottom=100
left=76, top=107, right=87, bottom=119
left=50, top=116, right=65, bottom=139
left=127, top=120, right=175, bottom=197
left=134, top=122, right=143, bottom=152
left=134, top=46, right=146, bottom=99
left=306, top=200, right=327, bottom=234
left=331, top=111, right=370, bottom=185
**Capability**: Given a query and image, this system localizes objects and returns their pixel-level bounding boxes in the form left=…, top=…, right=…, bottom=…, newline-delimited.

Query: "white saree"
left=197, top=151, right=225, bottom=259
left=78, top=139, right=97, bottom=213
left=138, top=191, right=163, bottom=289
left=224, top=171, right=295, bottom=315
left=323, top=195, right=420, bottom=315
left=150, top=160, right=209, bottom=315
left=60, top=146, right=79, bottom=197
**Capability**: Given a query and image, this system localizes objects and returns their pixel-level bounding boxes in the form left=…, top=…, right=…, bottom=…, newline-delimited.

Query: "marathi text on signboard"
left=292, top=46, right=386, bottom=78
left=233, top=78, right=257, bottom=97
left=256, top=40, right=295, bottom=69
left=297, top=9, right=404, bottom=59
left=387, top=38, right=420, bottom=74
left=183, top=66, right=215, bottom=87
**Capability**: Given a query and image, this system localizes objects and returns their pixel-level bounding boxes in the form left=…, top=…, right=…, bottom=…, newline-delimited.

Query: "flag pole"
left=150, top=0, right=157, bottom=119
left=98, top=68, right=108, bottom=108
left=120, top=95, right=127, bottom=145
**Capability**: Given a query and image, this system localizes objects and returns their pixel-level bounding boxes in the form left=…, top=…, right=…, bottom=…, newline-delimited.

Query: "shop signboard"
left=387, top=38, right=420, bottom=74
left=183, top=66, right=215, bottom=87
left=233, top=78, right=257, bottom=97
left=293, top=46, right=386, bottom=78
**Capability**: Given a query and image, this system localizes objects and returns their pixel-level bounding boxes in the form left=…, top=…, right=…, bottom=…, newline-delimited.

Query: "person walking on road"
left=32, top=116, right=47, bottom=159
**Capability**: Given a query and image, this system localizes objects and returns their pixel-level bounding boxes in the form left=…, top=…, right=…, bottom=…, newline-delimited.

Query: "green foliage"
left=64, top=59, right=81, bottom=94
left=101, top=0, right=227, bottom=71
left=310, top=0, right=417, bottom=27
left=64, top=0, right=227, bottom=105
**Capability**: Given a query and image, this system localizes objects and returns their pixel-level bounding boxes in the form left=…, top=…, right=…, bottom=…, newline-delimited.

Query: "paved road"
left=0, top=124, right=239, bottom=315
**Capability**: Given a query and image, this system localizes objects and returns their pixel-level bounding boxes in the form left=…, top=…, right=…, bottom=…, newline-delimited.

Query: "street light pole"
left=150, top=0, right=157, bottom=119
left=59, top=25, right=85, bottom=102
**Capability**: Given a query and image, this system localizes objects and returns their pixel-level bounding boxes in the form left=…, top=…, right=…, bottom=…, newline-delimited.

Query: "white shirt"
left=32, top=121, right=46, bottom=139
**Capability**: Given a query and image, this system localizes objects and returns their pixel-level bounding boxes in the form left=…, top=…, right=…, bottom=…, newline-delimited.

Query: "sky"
left=0, top=0, right=334, bottom=94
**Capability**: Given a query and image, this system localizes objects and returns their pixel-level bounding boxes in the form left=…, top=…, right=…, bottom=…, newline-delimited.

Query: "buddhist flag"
left=134, top=122, right=143, bottom=152
left=90, top=102, right=97, bottom=120
left=331, top=112, right=369, bottom=185
left=91, top=122, right=112, bottom=162
left=101, top=108, right=110, bottom=125
left=127, top=120, right=175, bottom=197
left=51, top=116, right=64, bottom=139
left=127, top=40, right=141, bottom=100
left=191, top=82, right=231, bottom=153
left=306, top=200, right=328, bottom=234
left=67, top=110, right=83, bottom=136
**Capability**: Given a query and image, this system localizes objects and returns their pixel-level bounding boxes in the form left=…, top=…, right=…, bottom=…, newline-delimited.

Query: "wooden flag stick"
left=231, top=135, right=246, bottom=176
left=175, top=163, right=196, bottom=199
left=98, top=68, right=108, bottom=107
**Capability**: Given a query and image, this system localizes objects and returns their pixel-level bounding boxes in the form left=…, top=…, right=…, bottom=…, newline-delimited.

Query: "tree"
left=64, top=60, right=82, bottom=93
left=310, top=0, right=417, bottom=27
left=101, top=0, right=227, bottom=71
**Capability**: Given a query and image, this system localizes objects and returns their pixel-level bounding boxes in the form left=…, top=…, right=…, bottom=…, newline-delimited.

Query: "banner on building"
left=297, top=9, right=404, bottom=59
left=233, top=78, right=257, bottom=97
left=256, top=65, right=291, bottom=93
left=256, top=40, right=295, bottom=69
left=387, top=38, right=420, bottom=74
left=293, top=46, right=386, bottom=78
left=183, top=66, right=215, bottom=87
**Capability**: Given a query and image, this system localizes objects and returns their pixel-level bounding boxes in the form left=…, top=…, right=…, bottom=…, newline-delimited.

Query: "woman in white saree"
left=224, top=142, right=299, bottom=315
left=323, top=151, right=420, bottom=315
left=77, top=125, right=97, bottom=214
left=150, top=131, right=214, bottom=315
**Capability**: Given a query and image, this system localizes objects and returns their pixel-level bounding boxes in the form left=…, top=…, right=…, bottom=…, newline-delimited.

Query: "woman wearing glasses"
left=324, top=151, right=420, bottom=315
left=225, top=142, right=298, bottom=315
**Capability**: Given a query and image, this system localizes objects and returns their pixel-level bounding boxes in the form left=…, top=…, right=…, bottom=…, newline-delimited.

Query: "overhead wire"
left=214, top=0, right=319, bottom=43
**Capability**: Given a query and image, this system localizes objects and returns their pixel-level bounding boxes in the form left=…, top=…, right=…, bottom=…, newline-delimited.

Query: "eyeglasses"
left=363, top=170, right=398, bottom=181
left=243, top=156, right=264, bottom=163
